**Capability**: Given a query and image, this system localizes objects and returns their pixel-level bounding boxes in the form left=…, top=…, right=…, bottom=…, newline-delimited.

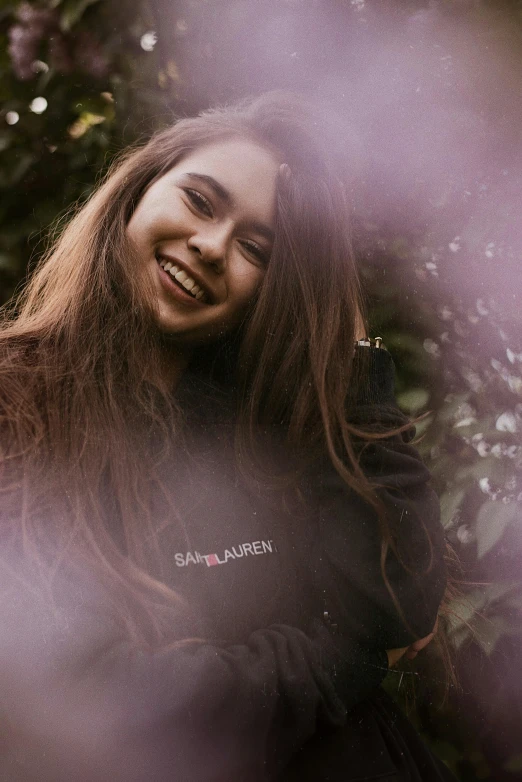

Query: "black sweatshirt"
left=0, top=346, right=446, bottom=781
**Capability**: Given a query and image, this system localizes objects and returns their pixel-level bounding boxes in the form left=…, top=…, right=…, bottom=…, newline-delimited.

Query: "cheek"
left=232, top=268, right=265, bottom=309
left=127, top=193, right=177, bottom=245
left=126, top=210, right=150, bottom=249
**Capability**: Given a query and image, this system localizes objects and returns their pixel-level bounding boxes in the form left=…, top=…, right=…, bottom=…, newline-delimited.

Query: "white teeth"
left=158, top=257, right=207, bottom=302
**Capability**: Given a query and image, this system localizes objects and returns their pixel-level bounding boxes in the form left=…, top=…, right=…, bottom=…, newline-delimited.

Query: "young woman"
left=0, top=92, right=453, bottom=781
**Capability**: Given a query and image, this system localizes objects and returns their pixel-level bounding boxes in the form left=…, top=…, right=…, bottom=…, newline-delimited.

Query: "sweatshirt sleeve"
left=0, top=553, right=387, bottom=782
left=312, top=346, right=446, bottom=650
left=80, top=623, right=388, bottom=782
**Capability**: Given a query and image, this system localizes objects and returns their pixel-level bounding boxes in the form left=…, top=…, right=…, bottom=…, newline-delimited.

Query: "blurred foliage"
left=1, top=0, right=522, bottom=779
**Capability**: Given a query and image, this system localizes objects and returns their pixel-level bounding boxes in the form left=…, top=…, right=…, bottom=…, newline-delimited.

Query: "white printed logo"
left=174, top=539, right=275, bottom=568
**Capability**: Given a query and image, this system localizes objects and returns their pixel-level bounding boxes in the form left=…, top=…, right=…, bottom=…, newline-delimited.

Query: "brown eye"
left=185, top=188, right=213, bottom=217
left=240, top=240, right=269, bottom=266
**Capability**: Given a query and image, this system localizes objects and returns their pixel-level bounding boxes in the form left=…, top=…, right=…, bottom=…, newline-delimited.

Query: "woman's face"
left=127, top=137, right=280, bottom=343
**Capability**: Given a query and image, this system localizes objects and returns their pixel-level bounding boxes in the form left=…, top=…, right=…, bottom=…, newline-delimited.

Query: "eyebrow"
left=186, top=173, right=233, bottom=206
left=185, top=172, right=275, bottom=243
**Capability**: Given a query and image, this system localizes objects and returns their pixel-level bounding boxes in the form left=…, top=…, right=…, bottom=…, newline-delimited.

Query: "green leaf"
left=428, top=740, right=461, bottom=773
left=440, top=487, right=466, bottom=529
left=472, top=613, right=509, bottom=656
left=436, top=392, right=471, bottom=424
left=449, top=623, right=473, bottom=651
left=446, top=588, right=488, bottom=634
left=0, top=253, right=17, bottom=272
left=504, top=590, right=522, bottom=612
left=455, top=459, right=507, bottom=485
left=396, top=388, right=430, bottom=414
left=410, top=413, right=433, bottom=442
left=8, top=153, right=35, bottom=185
left=384, top=332, right=427, bottom=364
left=484, top=581, right=521, bottom=606
left=60, top=0, right=103, bottom=31
left=475, top=500, right=519, bottom=558
left=504, top=753, right=522, bottom=773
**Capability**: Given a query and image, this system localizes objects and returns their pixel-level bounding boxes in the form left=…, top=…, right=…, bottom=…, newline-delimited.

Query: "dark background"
left=1, top=0, right=521, bottom=778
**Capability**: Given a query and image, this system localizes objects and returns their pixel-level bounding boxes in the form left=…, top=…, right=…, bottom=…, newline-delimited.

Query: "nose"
left=187, top=222, right=231, bottom=273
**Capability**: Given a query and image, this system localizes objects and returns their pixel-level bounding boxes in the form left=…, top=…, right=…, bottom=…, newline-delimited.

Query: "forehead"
left=159, top=137, right=280, bottom=218
left=174, top=136, right=279, bottom=176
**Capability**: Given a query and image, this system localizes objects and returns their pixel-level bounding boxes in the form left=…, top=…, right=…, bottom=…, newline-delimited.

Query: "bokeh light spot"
left=29, top=97, right=48, bottom=114
left=140, top=31, right=157, bottom=52
left=31, top=60, right=49, bottom=74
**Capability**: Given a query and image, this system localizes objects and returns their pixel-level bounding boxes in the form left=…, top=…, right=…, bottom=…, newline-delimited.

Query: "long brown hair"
left=0, top=92, right=442, bottom=649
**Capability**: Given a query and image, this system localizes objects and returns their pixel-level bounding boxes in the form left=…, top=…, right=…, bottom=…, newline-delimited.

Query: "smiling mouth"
left=156, top=255, right=210, bottom=303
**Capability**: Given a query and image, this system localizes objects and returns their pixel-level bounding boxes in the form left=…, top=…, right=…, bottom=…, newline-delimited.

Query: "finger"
left=410, top=631, right=435, bottom=653
left=386, top=646, right=409, bottom=667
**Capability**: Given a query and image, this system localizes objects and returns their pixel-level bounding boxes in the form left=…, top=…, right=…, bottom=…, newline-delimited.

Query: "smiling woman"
left=0, top=92, right=453, bottom=781
left=127, top=138, right=279, bottom=352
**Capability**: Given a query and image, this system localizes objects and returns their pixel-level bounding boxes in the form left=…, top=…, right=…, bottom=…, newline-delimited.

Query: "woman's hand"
left=386, top=619, right=438, bottom=667
left=386, top=646, right=409, bottom=667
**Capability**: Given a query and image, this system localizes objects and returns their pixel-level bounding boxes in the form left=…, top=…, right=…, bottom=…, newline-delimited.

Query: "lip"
left=155, top=252, right=216, bottom=306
